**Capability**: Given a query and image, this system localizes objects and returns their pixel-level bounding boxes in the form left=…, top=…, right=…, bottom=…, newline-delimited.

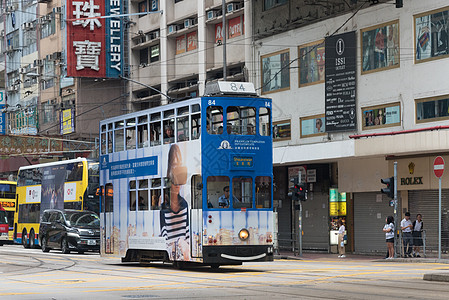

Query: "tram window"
left=129, top=180, right=137, bottom=211
left=192, top=175, right=202, bottom=209
left=255, top=176, right=271, bottom=208
left=114, top=121, right=124, bottom=152
left=126, top=127, right=136, bottom=150
left=177, top=106, right=189, bottom=116
left=191, top=113, right=200, bottom=140
left=138, top=179, right=149, bottom=211
left=163, top=119, right=175, bottom=144
left=150, top=121, right=161, bottom=146
left=206, top=106, right=223, bottom=135
left=177, top=116, right=189, bottom=142
left=206, top=176, right=229, bottom=209
left=105, top=183, right=113, bottom=213
left=150, top=178, right=161, bottom=210
left=138, top=115, right=148, bottom=123
left=259, top=107, right=271, bottom=136
left=101, top=132, right=106, bottom=154
left=227, top=106, right=256, bottom=135
left=192, top=104, right=200, bottom=113
left=107, top=131, right=113, bottom=153
left=232, top=177, right=253, bottom=209
left=138, top=123, right=149, bottom=148
left=151, top=112, right=161, bottom=121
left=164, top=109, right=174, bottom=119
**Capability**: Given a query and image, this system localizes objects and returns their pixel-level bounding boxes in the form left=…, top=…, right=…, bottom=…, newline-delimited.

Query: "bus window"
left=137, top=118, right=149, bottom=148
left=138, top=179, right=149, bottom=211
left=259, top=107, right=271, bottom=136
left=163, top=119, right=175, bottom=144
left=129, top=180, right=136, bottom=211
left=150, top=178, right=161, bottom=210
left=126, top=118, right=136, bottom=150
left=177, top=116, right=189, bottom=142
left=105, top=183, right=113, bottom=213
left=232, top=177, right=253, bottom=209
left=191, top=175, right=202, bottom=209
left=207, top=106, right=223, bottom=135
left=255, top=176, right=271, bottom=208
left=191, top=112, right=200, bottom=140
left=0, top=183, right=15, bottom=199
left=206, top=176, right=229, bottom=209
left=227, top=106, right=256, bottom=135
left=114, top=121, right=124, bottom=152
left=150, top=120, right=161, bottom=146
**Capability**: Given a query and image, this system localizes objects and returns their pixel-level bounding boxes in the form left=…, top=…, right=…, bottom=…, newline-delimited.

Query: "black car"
left=39, top=209, right=100, bottom=254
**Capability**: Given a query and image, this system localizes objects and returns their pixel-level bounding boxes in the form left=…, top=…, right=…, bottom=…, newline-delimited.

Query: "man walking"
left=401, top=212, right=413, bottom=258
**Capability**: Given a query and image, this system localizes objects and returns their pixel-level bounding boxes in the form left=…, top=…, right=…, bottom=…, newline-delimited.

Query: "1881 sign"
left=325, top=31, right=357, bottom=132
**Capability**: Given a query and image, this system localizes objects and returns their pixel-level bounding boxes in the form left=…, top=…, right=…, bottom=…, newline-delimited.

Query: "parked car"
left=0, top=207, right=8, bottom=246
left=39, top=209, right=100, bottom=254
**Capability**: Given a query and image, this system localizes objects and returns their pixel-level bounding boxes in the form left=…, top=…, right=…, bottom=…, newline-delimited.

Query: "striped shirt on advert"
left=161, top=207, right=190, bottom=243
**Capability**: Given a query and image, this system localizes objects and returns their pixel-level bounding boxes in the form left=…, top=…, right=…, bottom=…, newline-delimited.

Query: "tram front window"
left=206, top=176, right=230, bottom=209
left=233, top=177, right=253, bottom=209
left=256, top=176, right=271, bottom=208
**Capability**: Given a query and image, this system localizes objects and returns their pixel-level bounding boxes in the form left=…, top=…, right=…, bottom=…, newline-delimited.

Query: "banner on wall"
left=67, top=0, right=122, bottom=78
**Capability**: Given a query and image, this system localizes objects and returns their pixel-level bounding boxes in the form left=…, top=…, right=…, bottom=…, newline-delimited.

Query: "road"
left=1, top=244, right=449, bottom=299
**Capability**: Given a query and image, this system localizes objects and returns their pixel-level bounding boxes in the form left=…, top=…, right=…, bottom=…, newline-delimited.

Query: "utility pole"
left=222, top=0, right=227, bottom=80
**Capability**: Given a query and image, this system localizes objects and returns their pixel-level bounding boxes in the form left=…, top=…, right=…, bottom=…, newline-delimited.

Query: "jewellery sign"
left=67, top=0, right=123, bottom=78
left=325, top=31, right=357, bottom=132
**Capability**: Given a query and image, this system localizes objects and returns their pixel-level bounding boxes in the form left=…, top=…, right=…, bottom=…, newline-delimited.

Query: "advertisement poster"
left=363, top=104, right=400, bottom=128
left=415, top=9, right=448, bottom=62
left=186, top=31, right=197, bottom=52
left=61, top=109, right=75, bottom=135
left=301, top=115, right=325, bottom=137
left=41, top=166, right=67, bottom=214
left=261, top=50, right=290, bottom=94
left=299, top=41, right=325, bottom=86
left=176, top=35, right=186, bottom=54
left=361, top=21, right=399, bottom=73
left=325, top=31, right=357, bottom=132
left=273, top=120, right=291, bottom=141
left=228, top=16, right=242, bottom=39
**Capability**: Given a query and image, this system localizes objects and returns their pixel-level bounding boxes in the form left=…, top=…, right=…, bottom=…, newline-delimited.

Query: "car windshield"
left=63, top=211, right=99, bottom=227
left=0, top=210, right=7, bottom=225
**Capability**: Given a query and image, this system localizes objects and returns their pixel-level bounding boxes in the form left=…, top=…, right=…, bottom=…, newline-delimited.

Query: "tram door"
left=104, top=184, right=114, bottom=254
left=190, top=175, right=203, bottom=258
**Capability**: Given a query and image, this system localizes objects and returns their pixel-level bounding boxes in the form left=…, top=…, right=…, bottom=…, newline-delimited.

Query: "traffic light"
left=288, top=178, right=308, bottom=202
left=381, top=176, right=394, bottom=199
left=297, top=182, right=307, bottom=201
left=288, top=177, right=299, bottom=201
left=395, top=0, right=403, bottom=8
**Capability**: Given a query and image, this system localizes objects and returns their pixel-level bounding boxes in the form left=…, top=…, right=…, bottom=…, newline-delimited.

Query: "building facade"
left=254, top=0, right=449, bottom=254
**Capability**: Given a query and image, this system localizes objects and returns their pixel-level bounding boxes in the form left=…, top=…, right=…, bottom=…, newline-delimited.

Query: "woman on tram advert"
left=160, top=144, right=190, bottom=261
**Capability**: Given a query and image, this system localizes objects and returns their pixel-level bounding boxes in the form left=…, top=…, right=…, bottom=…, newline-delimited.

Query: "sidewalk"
left=274, top=251, right=449, bottom=282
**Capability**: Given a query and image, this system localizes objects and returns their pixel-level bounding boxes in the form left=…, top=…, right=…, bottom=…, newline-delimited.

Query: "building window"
left=298, top=40, right=325, bottom=87
left=41, top=59, right=55, bottom=90
left=43, top=101, right=56, bottom=123
left=362, top=102, right=401, bottom=129
left=140, top=48, right=148, bottom=65
left=416, top=95, right=449, bottom=123
left=415, top=8, right=449, bottom=63
left=273, top=120, right=290, bottom=141
left=40, top=13, right=56, bottom=39
left=150, top=44, right=159, bottom=62
left=361, top=20, right=400, bottom=74
left=300, top=115, right=326, bottom=138
left=264, top=0, right=287, bottom=11
left=138, top=1, right=147, bottom=16
left=260, top=49, right=290, bottom=94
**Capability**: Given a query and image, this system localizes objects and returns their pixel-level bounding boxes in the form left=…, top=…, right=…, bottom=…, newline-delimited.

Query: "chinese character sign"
left=60, top=109, right=75, bottom=135
left=0, top=105, right=5, bottom=135
left=67, top=0, right=123, bottom=78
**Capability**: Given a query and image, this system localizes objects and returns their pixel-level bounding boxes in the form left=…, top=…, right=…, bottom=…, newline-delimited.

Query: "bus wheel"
left=61, top=237, right=70, bottom=254
left=29, top=230, right=36, bottom=248
left=41, top=237, right=50, bottom=252
left=22, top=229, right=30, bottom=249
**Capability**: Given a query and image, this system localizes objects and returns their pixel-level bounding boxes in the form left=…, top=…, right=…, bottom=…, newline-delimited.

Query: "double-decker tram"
left=14, top=158, right=100, bottom=248
left=0, top=181, right=16, bottom=242
left=99, top=82, right=274, bottom=267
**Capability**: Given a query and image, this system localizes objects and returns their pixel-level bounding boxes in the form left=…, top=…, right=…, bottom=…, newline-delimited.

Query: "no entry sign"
left=434, top=156, right=445, bottom=178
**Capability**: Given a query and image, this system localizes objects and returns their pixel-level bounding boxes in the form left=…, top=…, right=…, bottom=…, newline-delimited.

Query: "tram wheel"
left=22, top=229, right=30, bottom=249
left=173, top=261, right=185, bottom=270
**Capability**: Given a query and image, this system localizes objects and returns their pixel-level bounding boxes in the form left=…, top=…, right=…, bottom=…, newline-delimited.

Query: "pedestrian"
left=383, top=216, right=395, bottom=259
left=337, top=219, right=346, bottom=258
left=401, top=212, right=413, bottom=258
left=412, top=213, right=423, bottom=257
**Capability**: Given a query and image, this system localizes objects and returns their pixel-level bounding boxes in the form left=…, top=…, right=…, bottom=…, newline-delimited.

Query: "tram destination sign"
left=325, top=31, right=357, bottom=132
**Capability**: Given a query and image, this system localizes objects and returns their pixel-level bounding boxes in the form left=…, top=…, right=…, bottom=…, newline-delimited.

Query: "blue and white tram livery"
left=99, top=82, right=274, bottom=267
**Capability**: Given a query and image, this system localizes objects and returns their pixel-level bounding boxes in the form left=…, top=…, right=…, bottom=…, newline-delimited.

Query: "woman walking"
left=337, top=219, right=346, bottom=258
left=383, top=216, right=395, bottom=259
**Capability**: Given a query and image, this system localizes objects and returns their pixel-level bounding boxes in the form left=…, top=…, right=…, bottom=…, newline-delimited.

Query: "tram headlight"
left=238, top=229, right=249, bottom=241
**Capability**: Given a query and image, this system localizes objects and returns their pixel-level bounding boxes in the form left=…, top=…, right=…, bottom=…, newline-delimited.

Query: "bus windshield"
left=0, top=210, right=7, bottom=225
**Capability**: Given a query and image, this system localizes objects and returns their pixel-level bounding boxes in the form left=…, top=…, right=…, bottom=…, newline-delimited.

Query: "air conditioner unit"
left=19, top=68, right=27, bottom=74
left=27, top=22, right=34, bottom=29
left=7, top=85, right=18, bottom=92
left=207, top=10, right=216, bottom=21
left=21, top=23, right=27, bottom=30
left=168, top=25, right=178, bottom=35
left=227, top=3, right=242, bottom=13
left=52, top=7, right=62, bottom=14
left=184, top=19, right=194, bottom=28
left=7, top=5, right=16, bottom=12
left=34, top=59, right=43, bottom=67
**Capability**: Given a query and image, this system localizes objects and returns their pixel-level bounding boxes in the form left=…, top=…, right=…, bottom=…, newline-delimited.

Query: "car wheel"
left=29, top=230, right=35, bottom=248
left=22, top=229, right=30, bottom=249
left=41, top=236, right=50, bottom=252
left=61, top=237, right=70, bottom=254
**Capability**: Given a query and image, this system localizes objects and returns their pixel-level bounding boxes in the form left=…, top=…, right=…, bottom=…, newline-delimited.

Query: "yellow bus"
left=14, top=158, right=99, bottom=248
left=0, top=180, right=17, bottom=242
